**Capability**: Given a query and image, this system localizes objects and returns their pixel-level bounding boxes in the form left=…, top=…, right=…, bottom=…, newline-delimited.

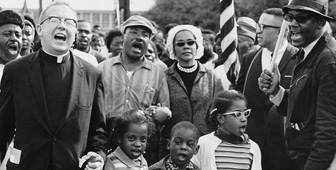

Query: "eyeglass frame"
left=283, top=13, right=314, bottom=24
left=39, top=16, right=77, bottom=28
left=174, top=40, right=197, bottom=47
left=257, top=24, right=280, bottom=32
left=220, top=109, right=251, bottom=119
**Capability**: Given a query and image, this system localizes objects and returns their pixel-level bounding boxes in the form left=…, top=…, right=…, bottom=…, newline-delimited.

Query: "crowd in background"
left=0, top=0, right=336, bottom=170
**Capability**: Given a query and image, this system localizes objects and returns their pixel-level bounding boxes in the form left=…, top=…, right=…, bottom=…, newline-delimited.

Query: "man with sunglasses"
left=258, top=0, right=336, bottom=169
left=234, top=8, right=298, bottom=170
left=0, top=1, right=108, bottom=170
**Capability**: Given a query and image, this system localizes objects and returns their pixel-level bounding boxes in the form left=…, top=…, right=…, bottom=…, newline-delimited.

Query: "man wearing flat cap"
left=0, top=9, right=24, bottom=81
left=98, top=15, right=171, bottom=165
left=235, top=8, right=298, bottom=170
left=259, top=0, right=336, bottom=169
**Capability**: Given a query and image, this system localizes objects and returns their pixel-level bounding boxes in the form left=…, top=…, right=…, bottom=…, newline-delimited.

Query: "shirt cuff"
left=269, top=86, right=285, bottom=106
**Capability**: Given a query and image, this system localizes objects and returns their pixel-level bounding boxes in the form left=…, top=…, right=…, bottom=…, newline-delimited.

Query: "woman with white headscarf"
left=159, top=25, right=224, bottom=157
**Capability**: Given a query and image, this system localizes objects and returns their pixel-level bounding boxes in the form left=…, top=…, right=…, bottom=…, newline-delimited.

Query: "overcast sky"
left=0, top=0, right=155, bottom=11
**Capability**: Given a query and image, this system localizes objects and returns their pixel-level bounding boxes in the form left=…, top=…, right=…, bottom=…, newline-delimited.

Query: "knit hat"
left=237, top=17, right=257, bottom=41
left=0, top=9, right=25, bottom=29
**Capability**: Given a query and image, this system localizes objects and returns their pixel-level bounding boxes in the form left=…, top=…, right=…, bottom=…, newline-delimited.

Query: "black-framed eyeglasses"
left=174, top=40, right=196, bottom=47
left=221, top=109, right=251, bottom=119
left=283, top=13, right=313, bottom=24
left=257, top=24, right=280, bottom=32
left=40, top=16, right=77, bottom=28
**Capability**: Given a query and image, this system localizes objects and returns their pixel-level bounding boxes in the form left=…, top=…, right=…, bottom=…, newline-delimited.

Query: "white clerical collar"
left=42, top=49, right=69, bottom=63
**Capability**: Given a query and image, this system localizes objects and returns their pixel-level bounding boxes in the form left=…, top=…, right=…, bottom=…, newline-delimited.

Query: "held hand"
left=84, top=152, right=104, bottom=170
left=152, top=105, right=171, bottom=123
left=258, top=63, right=281, bottom=95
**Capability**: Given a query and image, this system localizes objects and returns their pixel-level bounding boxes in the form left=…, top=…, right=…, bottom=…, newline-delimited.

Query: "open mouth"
left=54, top=33, right=66, bottom=41
left=240, top=125, right=247, bottom=132
left=7, top=44, right=19, bottom=54
left=291, top=31, right=303, bottom=41
left=132, top=42, right=143, bottom=53
left=177, top=153, right=187, bottom=162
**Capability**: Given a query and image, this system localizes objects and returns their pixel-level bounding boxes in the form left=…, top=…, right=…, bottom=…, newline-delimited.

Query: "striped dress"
left=215, top=141, right=252, bottom=169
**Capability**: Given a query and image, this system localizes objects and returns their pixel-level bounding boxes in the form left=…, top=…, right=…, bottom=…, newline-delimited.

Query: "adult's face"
left=91, top=36, right=105, bottom=52
left=122, top=26, right=150, bottom=61
left=238, top=35, right=254, bottom=58
left=257, top=13, right=281, bottom=50
left=285, top=9, right=322, bottom=48
left=21, top=25, right=35, bottom=52
left=109, top=35, right=123, bottom=57
left=173, top=30, right=197, bottom=66
left=76, top=21, right=92, bottom=51
left=145, top=43, right=155, bottom=62
left=0, top=24, right=22, bottom=63
left=37, top=5, right=77, bottom=55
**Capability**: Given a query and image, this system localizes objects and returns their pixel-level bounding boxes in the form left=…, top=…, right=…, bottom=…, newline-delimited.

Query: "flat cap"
left=121, top=15, right=156, bottom=35
left=0, top=9, right=25, bottom=29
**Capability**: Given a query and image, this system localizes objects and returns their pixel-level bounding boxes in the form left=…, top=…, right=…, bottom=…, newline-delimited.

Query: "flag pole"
left=269, top=0, right=293, bottom=71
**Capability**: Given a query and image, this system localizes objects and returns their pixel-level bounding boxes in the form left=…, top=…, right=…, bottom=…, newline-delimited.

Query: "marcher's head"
left=282, top=0, right=332, bottom=48
left=90, top=33, right=105, bottom=52
left=237, top=17, right=257, bottom=57
left=257, top=8, right=284, bottom=51
left=121, top=15, right=155, bottom=61
left=105, top=28, right=123, bottom=57
left=144, top=40, right=158, bottom=62
left=209, top=90, right=249, bottom=137
left=166, top=25, right=204, bottom=66
left=214, top=32, right=222, bottom=55
left=0, top=9, right=24, bottom=63
left=21, top=14, right=36, bottom=56
left=115, top=110, right=154, bottom=160
left=168, top=121, right=200, bottom=168
left=76, top=20, right=92, bottom=52
left=37, top=1, right=77, bottom=55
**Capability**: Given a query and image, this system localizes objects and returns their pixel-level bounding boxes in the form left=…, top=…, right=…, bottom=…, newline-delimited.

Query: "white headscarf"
left=166, top=25, right=204, bottom=60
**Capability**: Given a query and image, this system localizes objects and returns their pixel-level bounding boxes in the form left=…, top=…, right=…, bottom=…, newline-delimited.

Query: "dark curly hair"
left=207, top=90, right=247, bottom=131
left=105, top=28, right=123, bottom=52
left=114, top=110, right=155, bottom=139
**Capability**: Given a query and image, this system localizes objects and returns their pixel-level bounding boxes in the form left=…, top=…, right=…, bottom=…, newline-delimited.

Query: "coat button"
left=53, top=137, right=57, bottom=141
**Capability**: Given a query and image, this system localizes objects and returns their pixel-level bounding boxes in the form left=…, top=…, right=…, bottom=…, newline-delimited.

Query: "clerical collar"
left=41, top=50, right=69, bottom=64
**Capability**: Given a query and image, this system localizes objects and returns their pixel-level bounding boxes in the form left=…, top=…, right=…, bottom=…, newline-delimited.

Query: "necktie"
left=297, top=48, right=305, bottom=62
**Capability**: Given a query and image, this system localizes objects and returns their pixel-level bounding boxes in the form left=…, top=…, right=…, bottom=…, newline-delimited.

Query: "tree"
left=144, top=0, right=336, bottom=36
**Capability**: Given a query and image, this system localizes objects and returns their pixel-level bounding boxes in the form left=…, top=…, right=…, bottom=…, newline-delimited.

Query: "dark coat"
left=235, top=44, right=298, bottom=147
left=0, top=50, right=107, bottom=170
left=278, top=33, right=336, bottom=170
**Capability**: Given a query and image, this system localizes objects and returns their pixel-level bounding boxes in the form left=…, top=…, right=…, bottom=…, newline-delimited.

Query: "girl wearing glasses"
left=159, top=25, right=224, bottom=158
left=192, top=90, right=261, bottom=170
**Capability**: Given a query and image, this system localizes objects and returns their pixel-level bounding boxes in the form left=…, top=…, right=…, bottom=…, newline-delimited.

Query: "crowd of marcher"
left=0, top=0, right=336, bottom=170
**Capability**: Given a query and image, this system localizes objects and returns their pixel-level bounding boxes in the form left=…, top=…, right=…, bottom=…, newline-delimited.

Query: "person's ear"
left=194, top=145, right=200, bottom=155
left=36, top=25, right=43, bottom=37
left=166, top=139, right=171, bottom=150
left=217, top=114, right=225, bottom=124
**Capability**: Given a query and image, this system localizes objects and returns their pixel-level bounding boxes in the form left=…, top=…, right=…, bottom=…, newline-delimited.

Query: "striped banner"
left=218, top=0, right=239, bottom=84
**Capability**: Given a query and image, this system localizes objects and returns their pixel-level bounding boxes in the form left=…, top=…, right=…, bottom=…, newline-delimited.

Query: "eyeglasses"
left=283, top=13, right=313, bottom=23
left=40, top=16, right=77, bottom=28
left=221, top=109, right=251, bottom=119
left=174, top=40, right=196, bottom=47
left=257, top=24, right=280, bottom=32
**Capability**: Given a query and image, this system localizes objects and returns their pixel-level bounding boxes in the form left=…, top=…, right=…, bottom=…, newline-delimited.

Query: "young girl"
left=105, top=110, right=154, bottom=170
left=192, top=90, right=261, bottom=170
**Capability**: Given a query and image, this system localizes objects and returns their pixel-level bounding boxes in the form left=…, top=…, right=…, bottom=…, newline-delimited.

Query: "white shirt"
left=262, top=41, right=288, bottom=71
left=72, top=49, right=99, bottom=66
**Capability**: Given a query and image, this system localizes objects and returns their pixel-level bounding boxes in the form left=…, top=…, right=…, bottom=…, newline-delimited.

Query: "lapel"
left=243, top=49, right=262, bottom=94
left=167, top=63, right=188, bottom=93
left=56, top=52, right=83, bottom=133
left=28, top=50, right=52, bottom=132
left=278, top=44, right=297, bottom=73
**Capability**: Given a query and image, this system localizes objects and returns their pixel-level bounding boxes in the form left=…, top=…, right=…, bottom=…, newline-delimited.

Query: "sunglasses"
left=283, top=13, right=313, bottom=23
left=221, top=109, right=251, bottom=119
left=257, top=24, right=280, bottom=32
left=174, top=40, right=196, bottom=47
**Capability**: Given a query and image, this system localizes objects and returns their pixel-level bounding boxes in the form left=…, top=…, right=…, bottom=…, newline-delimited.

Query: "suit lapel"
left=56, top=52, right=83, bottom=132
left=28, top=51, right=52, bottom=131
left=278, top=45, right=297, bottom=73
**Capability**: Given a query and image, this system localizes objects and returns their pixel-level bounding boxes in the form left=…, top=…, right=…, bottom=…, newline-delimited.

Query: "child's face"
left=120, top=123, right=148, bottom=160
left=167, top=128, right=199, bottom=168
left=218, top=99, right=248, bottom=137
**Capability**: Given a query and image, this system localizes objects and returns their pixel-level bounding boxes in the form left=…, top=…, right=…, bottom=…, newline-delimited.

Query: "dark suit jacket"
left=0, top=50, right=107, bottom=170
left=278, top=33, right=336, bottom=170
left=234, top=44, right=298, bottom=147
